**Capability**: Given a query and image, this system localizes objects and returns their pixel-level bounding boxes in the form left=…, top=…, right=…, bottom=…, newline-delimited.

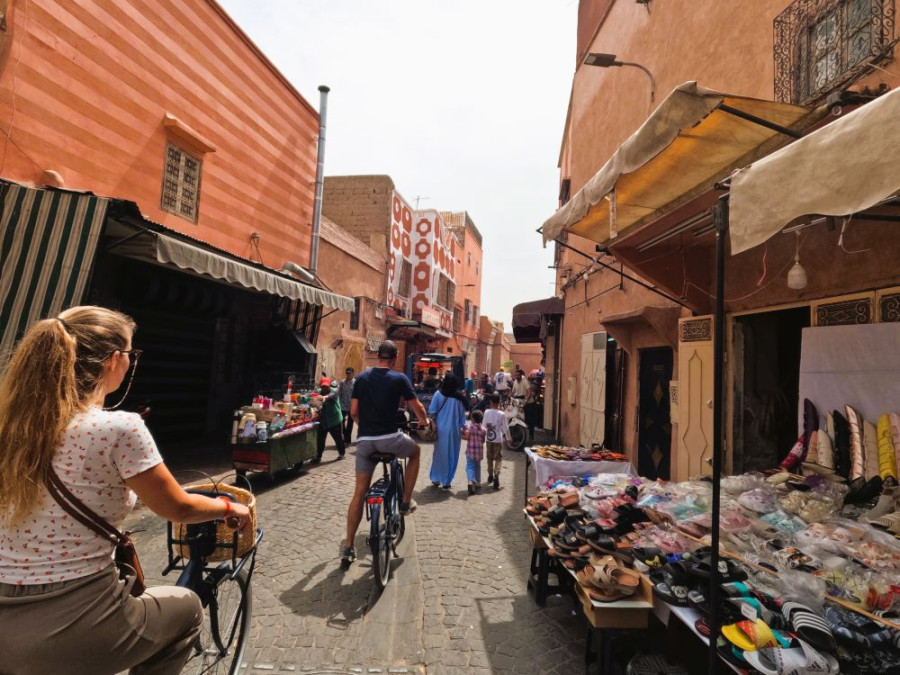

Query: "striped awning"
left=0, top=182, right=108, bottom=358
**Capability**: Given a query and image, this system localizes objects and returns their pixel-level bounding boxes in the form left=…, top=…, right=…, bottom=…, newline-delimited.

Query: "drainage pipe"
left=309, top=85, right=330, bottom=275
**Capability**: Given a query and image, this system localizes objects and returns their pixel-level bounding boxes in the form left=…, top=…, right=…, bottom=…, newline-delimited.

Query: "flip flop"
left=782, top=602, right=836, bottom=653
left=688, top=549, right=748, bottom=582
left=744, top=637, right=838, bottom=675
left=649, top=562, right=691, bottom=607
left=824, top=605, right=896, bottom=647
left=721, top=618, right=779, bottom=652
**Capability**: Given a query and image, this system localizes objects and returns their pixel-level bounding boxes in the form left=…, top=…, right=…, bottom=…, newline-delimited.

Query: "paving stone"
left=124, top=433, right=584, bottom=673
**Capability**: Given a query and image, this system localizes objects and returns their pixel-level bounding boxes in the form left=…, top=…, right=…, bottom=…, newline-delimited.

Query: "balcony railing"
left=774, top=0, right=896, bottom=104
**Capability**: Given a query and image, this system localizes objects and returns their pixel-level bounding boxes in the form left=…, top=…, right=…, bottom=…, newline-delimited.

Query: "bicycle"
left=162, top=482, right=263, bottom=675
left=364, top=451, right=406, bottom=590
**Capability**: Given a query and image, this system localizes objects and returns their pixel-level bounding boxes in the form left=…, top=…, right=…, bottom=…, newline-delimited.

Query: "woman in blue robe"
left=428, top=373, right=467, bottom=488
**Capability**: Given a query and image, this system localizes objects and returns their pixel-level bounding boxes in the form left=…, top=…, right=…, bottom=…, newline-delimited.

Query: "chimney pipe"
left=309, top=85, right=330, bottom=275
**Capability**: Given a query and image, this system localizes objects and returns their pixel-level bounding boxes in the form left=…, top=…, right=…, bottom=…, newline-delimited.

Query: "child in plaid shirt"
left=462, top=410, right=486, bottom=494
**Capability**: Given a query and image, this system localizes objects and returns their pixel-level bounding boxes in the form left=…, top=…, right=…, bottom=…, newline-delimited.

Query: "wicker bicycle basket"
left=174, top=482, right=257, bottom=562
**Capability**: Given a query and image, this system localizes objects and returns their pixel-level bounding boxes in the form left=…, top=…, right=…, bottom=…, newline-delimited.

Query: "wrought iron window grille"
left=774, top=0, right=896, bottom=104
left=160, top=141, right=202, bottom=223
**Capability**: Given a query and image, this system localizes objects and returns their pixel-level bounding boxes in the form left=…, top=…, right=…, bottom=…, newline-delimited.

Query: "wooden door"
left=676, top=317, right=714, bottom=480
left=579, top=332, right=607, bottom=447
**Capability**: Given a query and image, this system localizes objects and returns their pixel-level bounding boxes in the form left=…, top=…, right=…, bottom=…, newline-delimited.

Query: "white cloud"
left=218, top=0, right=576, bottom=324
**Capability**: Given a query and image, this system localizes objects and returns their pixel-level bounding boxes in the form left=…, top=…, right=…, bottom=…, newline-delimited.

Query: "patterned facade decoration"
left=679, top=318, right=713, bottom=343
left=880, top=293, right=900, bottom=322
left=815, top=298, right=873, bottom=325
left=385, top=195, right=457, bottom=335
left=386, top=191, right=414, bottom=317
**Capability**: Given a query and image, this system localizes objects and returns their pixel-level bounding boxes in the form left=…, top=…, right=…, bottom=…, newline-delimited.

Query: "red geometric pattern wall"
left=386, top=191, right=413, bottom=315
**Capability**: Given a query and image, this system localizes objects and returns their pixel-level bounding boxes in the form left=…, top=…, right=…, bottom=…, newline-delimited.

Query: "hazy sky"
left=218, top=1, right=577, bottom=326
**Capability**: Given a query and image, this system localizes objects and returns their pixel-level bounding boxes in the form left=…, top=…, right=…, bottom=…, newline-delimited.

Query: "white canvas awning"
left=729, top=87, right=900, bottom=254
left=541, top=82, right=815, bottom=245
left=114, top=227, right=354, bottom=312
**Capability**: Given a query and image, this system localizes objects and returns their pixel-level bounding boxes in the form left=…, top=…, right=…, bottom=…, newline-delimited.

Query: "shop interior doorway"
left=637, top=347, right=673, bottom=480
left=732, top=307, right=810, bottom=473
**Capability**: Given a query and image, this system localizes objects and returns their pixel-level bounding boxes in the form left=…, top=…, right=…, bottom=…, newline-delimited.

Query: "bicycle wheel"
left=185, top=566, right=252, bottom=675
left=393, top=465, right=406, bottom=547
left=370, top=503, right=391, bottom=590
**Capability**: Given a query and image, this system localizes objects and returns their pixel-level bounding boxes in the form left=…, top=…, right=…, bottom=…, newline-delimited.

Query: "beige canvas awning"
left=541, top=81, right=815, bottom=245
left=729, top=87, right=900, bottom=254
left=114, top=227, right=355, bottom=312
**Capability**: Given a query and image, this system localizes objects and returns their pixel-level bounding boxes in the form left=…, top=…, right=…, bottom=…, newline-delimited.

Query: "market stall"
left=231, top=391, right=321, bottom=479
left=523, top=470, right=900, bottom=673
left=523, top=445, right=635, bottom=500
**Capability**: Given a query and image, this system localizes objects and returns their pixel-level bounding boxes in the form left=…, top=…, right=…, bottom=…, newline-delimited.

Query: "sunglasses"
left=103, top=349, right=142, bottom=411
left=119, top=349, right=143, bottom=360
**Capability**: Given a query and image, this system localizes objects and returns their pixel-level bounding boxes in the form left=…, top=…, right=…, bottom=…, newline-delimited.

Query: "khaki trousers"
left=486, top=441, right=503, bottom=477
left=0, top=565, right=202, bottom=675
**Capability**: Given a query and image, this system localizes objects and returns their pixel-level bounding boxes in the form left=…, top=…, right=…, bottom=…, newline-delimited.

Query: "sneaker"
left=311, top=456, right=322, bottom=464
left=468, top=482, right=475, bottom=495
left=340, top=546, right=356, bottom=565
left=399, top=499, right=417, bottom=515
left=493, top=476, right=500, bottom=489
left=431, top=481, right=441, bottom=487
left=337, top=453, right=346, bottom=460
left=487, top=474, right=494, bottom=484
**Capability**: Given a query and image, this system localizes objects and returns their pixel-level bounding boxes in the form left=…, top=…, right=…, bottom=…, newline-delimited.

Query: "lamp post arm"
left=618, top=61, right=656, bottom=104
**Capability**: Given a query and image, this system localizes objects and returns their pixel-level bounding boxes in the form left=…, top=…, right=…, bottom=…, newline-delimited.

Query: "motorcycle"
left=504, top=398, right=528, bottom=451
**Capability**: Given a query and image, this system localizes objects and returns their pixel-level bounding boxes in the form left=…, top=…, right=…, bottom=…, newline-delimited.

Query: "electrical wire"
left=837, top=214, right=870, bottom=254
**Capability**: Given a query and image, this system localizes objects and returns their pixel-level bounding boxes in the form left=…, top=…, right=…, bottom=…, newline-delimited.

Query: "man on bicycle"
left=342, top=340, right=429, bottom=565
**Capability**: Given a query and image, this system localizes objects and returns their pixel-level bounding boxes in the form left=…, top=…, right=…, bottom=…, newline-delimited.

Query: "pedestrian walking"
left=483, top=394, right=511, bottom=489
left=428, top=373, right=467, bottom=489
left=462, top=409, right=486, bottom=494
left=337, top=367, right=356, bottom=445
left=314, top=377, right=345, bottom=462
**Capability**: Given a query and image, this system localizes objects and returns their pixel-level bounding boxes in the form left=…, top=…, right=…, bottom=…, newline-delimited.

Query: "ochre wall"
left=0, top=0, right=321, bottom=267
left=553, top=0, right=900, bottom=455
left=323, top=175, right=396, bottom=255
left=316, top=217, right=387, bottom=377
left=509, top=342, right=543, bottom=375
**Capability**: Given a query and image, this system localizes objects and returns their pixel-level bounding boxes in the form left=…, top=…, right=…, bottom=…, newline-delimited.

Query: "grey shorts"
left=356, top=432, right=418, bottom=474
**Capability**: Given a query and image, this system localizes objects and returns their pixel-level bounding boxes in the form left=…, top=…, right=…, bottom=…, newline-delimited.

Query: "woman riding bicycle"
left=0, top=306, right=250, bottom=675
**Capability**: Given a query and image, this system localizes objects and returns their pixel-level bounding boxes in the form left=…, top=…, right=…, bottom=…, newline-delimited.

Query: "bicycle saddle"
left=370, top=452, right=397, bottom=462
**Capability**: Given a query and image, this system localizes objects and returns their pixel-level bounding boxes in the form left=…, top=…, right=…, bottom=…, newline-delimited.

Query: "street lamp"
left=583, top=52, right=656, bottom=105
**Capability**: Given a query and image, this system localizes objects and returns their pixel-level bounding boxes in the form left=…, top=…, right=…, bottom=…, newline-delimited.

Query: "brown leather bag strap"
left=46, top=471, right=122, bottom=543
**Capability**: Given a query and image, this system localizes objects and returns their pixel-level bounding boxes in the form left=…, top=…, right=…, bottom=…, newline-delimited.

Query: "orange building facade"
left=0, top=0, right=320, bottom=268
left=442, top=211, right=483, bottom=373
left=0, top=1, right=353, bottom=451
left=547, top=0, right=900, bottom=479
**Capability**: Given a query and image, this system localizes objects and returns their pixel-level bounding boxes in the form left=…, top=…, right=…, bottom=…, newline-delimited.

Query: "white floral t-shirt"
left=0, top=407, right=162, bottom=585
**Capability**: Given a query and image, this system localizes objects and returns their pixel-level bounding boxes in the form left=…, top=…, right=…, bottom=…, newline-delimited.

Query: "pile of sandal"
left=575, top=554, right=642, bottom=602
left=532, top=444, right=630, bottom=463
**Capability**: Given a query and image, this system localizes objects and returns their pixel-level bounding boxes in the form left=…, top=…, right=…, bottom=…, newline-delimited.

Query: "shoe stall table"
left=232, top=423, right=318, bottom=479
left=524, top=447, right=637, bottom=502
left=524, top=513, right=653, bottom=674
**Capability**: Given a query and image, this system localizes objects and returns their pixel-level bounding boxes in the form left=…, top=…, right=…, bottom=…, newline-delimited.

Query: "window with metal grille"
left=161, top=142, right=202, bottom=222
left=774, top=0, right=895, bottom=104
left=465, top=299, right=472, bottom=323
left=453, top=307, right=462, bottom=332
left=437, top=275, right=455, bottom=310
left=473, top=305, right=479, bottom=324
left=398, top=260, right=412, bottom=298
left=349, top=297, right=361, bottom=330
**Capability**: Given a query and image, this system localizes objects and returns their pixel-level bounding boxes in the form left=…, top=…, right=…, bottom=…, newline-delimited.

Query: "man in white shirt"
left=510, top=369, right=529, bottom=399
left=493, top=367, right=511, bottom=404
left=482, top=394, right=511, bottom=489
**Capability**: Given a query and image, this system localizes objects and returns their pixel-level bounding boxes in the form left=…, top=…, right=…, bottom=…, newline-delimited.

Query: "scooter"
left=504, top=398, right=528, bottom=451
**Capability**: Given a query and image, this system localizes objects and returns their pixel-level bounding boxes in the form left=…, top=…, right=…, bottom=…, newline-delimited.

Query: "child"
left=482, top=394, right=511, bottom=489
left=462, top=410, right=486, bottom=494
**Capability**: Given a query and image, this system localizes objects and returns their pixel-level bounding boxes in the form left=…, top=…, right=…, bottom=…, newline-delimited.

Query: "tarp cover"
left=512, top=296, right=564, bottom=343
left=124, top=230, right=354, bottom=312
left=0, top=183, right=108, bottom=358
left=730, top=87, right=900, bottom=254
left=541, top=81, right=812, bottom=245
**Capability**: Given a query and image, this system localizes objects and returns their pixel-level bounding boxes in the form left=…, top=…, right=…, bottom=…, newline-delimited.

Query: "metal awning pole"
left=718, top=104, right=803, bottom=138
left=708, top=194, right=729, bottom=673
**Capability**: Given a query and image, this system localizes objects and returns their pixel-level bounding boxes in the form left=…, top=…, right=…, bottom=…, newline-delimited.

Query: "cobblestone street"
left=127, top=438, right=585, bottom=673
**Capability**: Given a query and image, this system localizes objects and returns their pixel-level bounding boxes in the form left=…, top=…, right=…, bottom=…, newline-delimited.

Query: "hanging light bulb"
left=787, top=230, right=807, bottom=290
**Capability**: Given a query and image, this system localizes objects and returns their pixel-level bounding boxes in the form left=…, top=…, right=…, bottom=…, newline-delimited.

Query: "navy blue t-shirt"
left=351, top=368, right=416, bottom=437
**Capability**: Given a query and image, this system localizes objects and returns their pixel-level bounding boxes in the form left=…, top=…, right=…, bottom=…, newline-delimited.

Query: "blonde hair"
left=0, top=306, right=135, bottom=524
